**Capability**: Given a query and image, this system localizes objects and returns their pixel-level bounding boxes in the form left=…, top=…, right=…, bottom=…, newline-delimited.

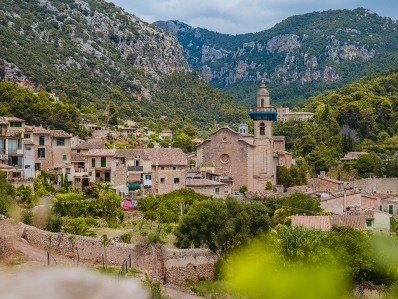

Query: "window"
left=366, top=220, right=373, bottom=227
left=215, top=188, right=220, bottom=193
left=379, top=205, right=383, bottom=211
left=145, top=174, right=152, bottom=180
left=160, top=178, right=165, bottom=184
left=173, top=167, right=176, bottom=170
left=260, top=123, right=265, bottom=135
left=66, top=168, right=71, bottom=174
left=25, top=165, right=30, bottom=169
left=101, top=157, right=106, bottom=167
left=161, top=167, right=164, bottom=170
left=96, top=172, right=100, bottom=178
left=56, top=139, right=65, bottom=146
left=91, top=158, right=96, bottom=167
left=35, top=163, right=41, bottom=171
left=89, top=172, right=92, bottom=176
left=24, top=133, right=30, bottom=138
left=174, top=178, right=179, bottom=184
left=62, top=154, right=67, bottom=161
left=12, top=172, right=21, bottom=178
left=389, top=204, right=394, bottom=215
left=261, top=98, right=264, bottom=107
left=10, top=122, right=22, bottom=127
left=38, top=148, right=46, bottom=158
left=104, top=171, right=110, bottom=182
left=26, top=147, right=31, bottom=151
left=18, top=139, right=22, bottom=149
left=39, top=136, right=45, bottom=145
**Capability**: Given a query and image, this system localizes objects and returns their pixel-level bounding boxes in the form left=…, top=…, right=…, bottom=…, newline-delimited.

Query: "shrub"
left=120, top=231, right=132, bottom=244
left=21, top=210, right=34, bottom=225
left=147, top=233, right=164, bottom=244
left=45, top=213, right=63, bottom=232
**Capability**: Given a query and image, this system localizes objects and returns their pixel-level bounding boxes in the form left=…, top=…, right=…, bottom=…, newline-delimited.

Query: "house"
left=120, top=127, right=139, bottom=136
left=196, top=80, right=292, bottom=191
left=114, top=149, right=151, bottom=191
left=50, top=130, right=72, bottom=181
left=309, top=171, right=346, bottom=192
left=72, top=139, right=105, bottom=154
left=0, top=117, right=25, bottom=180
left=159, top=130, right=172, bottom=140
left=147, top=148, right=187, bottom=195
left=71, top=152, right=89, bottom=190
left=341, top=151, right=368, bottom=161
left=276, top=107, right=313, bottom=123
left=84, top=148, right=128, bottom=195
left=186, top=178, right=227, bottom=198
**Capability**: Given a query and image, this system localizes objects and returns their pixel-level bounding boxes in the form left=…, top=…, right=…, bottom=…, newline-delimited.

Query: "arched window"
left=260, top=123, right=265, bottom=135
left=261, top=98, right=264, bottom=107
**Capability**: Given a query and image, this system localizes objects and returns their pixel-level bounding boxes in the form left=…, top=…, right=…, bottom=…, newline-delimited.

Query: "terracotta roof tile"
left=114, top=149, right=148, bottom=159
left=50, top=130, right=71, bottom=138
left=186, top=178, right=225, bottom=187
left=292, top=215, right=367, bottom=230
left=85, top=149, right=116, bottom=156
left=330, top=215, right=367, bottom=229
left=291, top=216, right=331, bottom=230
left=74, top=139, right=105, bottom=150
left=146, top=148, right=187, bottom=166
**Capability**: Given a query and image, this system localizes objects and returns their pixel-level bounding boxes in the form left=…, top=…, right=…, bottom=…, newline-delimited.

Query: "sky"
left=110, top=0, right=398, bottom=35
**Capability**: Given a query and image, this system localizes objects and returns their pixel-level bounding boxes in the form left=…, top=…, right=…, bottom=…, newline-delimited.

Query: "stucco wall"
left=18, top=223, right=217, bottom=284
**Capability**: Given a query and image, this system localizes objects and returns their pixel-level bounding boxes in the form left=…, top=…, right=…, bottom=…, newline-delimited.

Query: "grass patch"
left=188, top=280, right=237, bottom=298
left=92, top=265, right=142, bottom=278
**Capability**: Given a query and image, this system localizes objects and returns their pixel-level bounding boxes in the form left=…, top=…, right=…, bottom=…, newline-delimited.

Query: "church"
left=196, top=80, right=292, bottom=191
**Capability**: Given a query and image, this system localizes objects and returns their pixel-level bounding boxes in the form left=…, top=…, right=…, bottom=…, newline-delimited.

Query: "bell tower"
left=248, top=79, right=277, bottom=188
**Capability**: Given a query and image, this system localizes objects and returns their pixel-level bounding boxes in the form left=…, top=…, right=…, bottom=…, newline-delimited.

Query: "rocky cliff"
left=0, top=0, right=189, bottom=102
left=155, top=8, right=398, bottom=104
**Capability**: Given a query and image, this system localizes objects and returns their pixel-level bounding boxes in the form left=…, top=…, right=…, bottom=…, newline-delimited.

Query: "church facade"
left=196, top=80, right=292, bottom=191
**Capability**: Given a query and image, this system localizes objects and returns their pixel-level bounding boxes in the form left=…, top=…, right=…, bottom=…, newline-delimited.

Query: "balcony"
left=249, top=107, right=276, bottom=112
left=128, top=166, right=143, bottom=171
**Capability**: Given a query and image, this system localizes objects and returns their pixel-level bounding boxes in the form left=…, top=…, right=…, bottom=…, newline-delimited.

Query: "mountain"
left=154, top=8, right=398, bottom=106
left=0, top=0, right=248, bottom=131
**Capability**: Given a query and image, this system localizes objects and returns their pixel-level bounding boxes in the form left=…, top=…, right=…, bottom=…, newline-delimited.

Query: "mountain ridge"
left=154, top=8, right=398, bottom=106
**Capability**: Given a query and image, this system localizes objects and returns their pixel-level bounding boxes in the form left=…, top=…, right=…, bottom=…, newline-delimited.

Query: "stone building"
left=0, top=117, right=25, bottom=180
left=196, top=80, right=292, bottom=191
left=147, top=148, right=187, bottom=194
left=276, top=107, right=314, bottom=123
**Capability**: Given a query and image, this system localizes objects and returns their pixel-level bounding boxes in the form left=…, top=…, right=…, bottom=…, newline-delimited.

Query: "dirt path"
left=12, top=238, right=74, bottom=266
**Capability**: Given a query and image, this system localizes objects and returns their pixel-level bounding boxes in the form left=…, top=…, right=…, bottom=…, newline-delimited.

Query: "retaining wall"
left=18, top=223, right=217, bottom=284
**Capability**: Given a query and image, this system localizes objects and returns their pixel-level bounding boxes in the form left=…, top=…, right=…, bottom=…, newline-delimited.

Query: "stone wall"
left=0, top=218, right=16, bottom=258
left=19, top=223, right=217, bottom=284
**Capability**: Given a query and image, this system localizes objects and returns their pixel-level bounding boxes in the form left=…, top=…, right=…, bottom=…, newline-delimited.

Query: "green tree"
left=265, top=181, right=273, bottom=190
left=239, top=185, right=248, bottom=193
left=174, top=198, right=270, bottom=256
left=0, top=171, right=15, bottom=216
left=16, top=185, right=35, bottom=207
left=355, top=152, right=383, bottom=178
left=63, top=217, right=98, bottom=236
left=172, top=132, right=194, bottom=153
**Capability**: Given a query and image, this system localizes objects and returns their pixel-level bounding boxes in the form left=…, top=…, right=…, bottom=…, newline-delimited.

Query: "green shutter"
left=101, top=157, right=106, bottom=167
left=91, top=158, right=95, bottom=167
left=389, top=205, right=394, bottom=215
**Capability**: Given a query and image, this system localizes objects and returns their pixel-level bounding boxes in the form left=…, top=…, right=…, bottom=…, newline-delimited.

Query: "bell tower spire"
left=248, top=79, right=277, bottom=187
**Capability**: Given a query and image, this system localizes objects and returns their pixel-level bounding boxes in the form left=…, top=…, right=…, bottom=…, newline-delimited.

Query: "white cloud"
left=110, top=0, right=398, bottom=34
